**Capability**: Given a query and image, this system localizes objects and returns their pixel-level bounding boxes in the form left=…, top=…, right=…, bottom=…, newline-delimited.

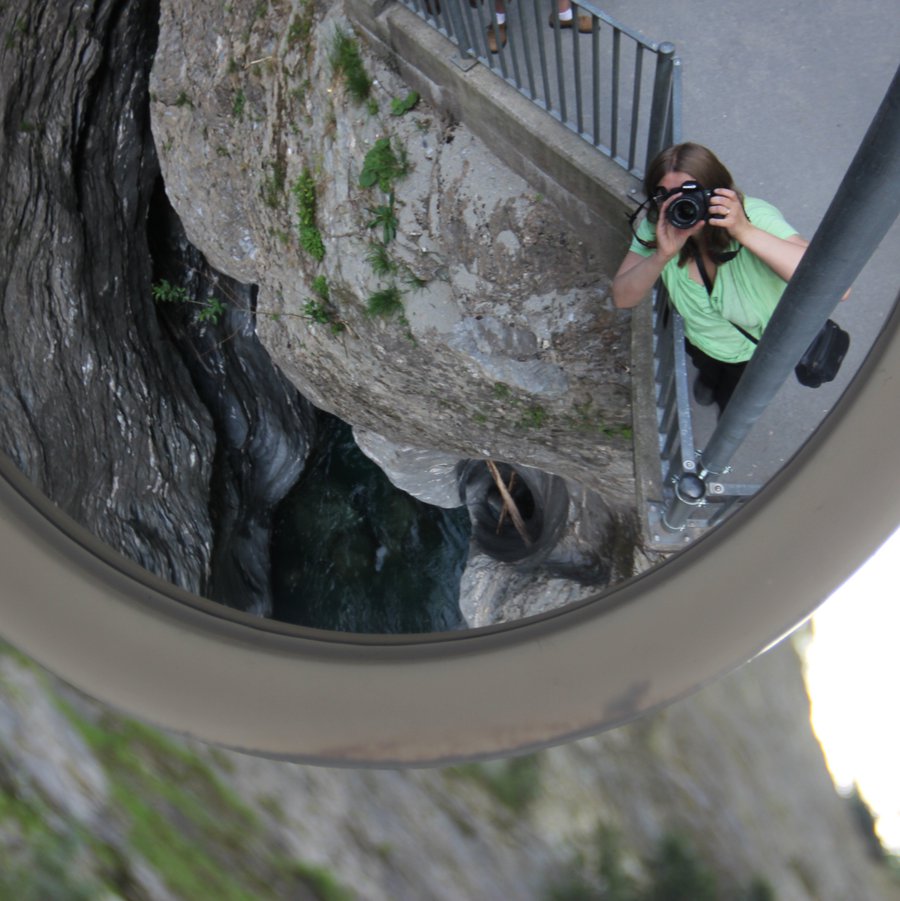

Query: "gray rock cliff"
left=149, top=0, right=636, bottom=508
left=1, top=0, right=215, bottom=591
left=2, top=639, right=898, bottom=901
left=1, top=0, right=315, bottom=613
left=148, top=0, right=643, bottom=616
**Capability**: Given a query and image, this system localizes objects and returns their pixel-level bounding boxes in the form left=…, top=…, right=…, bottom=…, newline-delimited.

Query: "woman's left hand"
left=709, top=189, right=752, bottom=241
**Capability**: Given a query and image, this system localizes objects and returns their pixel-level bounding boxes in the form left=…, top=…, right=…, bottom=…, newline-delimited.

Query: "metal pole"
left=646, top=42, right=676, bottom=168
left=664, top=61, right=900, bottom=530
left=444, top=0, right=473, bottom=62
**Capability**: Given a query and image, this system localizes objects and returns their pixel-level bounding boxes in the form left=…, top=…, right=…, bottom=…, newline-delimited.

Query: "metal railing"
left=659, top=61, right=900, bottom=537
left=391, top=1, right=734, bottom=543
left=647, top=284, right=758, bottom=544
left=397, top=0, right=680, bottom=178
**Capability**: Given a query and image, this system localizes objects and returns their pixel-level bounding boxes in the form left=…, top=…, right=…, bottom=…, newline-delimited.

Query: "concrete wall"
left=346, top=0, right=642, bottom=274
left=346, top=0, right=663, bottom=547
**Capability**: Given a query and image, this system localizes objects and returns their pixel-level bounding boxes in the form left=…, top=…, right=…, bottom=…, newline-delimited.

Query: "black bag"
left=693, top=251, right=850, bottom=389
left=730, top=317, right=850, bottom=389
left=794, top=319, right=850, bottom=387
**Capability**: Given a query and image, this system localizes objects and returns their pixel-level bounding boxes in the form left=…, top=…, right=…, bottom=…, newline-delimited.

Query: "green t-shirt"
left=629, top=197, right=799, bottom=362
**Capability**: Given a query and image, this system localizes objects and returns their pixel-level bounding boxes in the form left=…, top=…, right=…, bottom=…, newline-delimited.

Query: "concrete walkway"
left=425, top=0, right=899, bottom=491
left=597, top=0, right=900, bottom=486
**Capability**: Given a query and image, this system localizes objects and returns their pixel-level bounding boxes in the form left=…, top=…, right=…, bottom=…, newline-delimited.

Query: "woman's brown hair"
left=643, top=142, right=744, bottom=265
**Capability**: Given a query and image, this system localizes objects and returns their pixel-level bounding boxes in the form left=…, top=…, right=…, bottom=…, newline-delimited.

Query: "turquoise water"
left=270, top=413, right=471, bottom=633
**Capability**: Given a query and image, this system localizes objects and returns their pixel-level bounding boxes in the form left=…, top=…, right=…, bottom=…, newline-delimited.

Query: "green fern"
left=152, top=279, right=190, bottom=304
left=198, top=296, right=226, bottom=325
left=330, top=29, right=371, bottom=103
left=311, top=275, right=329, bottom=300
left=293, top=170, right=325, bottom=261
left=366, top=243, right=396, bottom=276
left=359, top=139, right=408, bottom=193
left=299, top=226, right=325, bottom=261
left=366, top=285, right=404, bottom=318
left=366, top=199, right=398, bottom=244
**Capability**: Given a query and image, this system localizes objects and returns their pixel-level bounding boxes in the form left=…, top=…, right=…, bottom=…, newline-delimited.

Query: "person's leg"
left=550, top=0, right=592, bottom=32
left=488, top=0, right=508, bottom=52
left=685, top=341, right=747, bottom=414
left=711, top=359, right=748, bottom=413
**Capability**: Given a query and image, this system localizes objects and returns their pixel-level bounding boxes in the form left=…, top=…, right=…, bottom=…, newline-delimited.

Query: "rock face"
left=149, top=0, right=636, bottom=510
left=0, top=0, right=316, bottom=613
left=148, top=0, right=641, bottom=615
left=2, top=0, right=638, bottom=620
left=0, top=0, right=215, bottom=591
left=2, top=640, right=898, bottom=901
left=148, top=190, right=317, bottom=615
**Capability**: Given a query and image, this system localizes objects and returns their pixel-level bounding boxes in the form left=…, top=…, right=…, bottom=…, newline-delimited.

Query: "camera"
left=658, top=182, right=716, bottom=229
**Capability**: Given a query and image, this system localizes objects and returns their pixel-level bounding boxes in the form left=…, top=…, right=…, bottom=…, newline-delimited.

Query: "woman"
left=612, top=142, right=809, bottom=412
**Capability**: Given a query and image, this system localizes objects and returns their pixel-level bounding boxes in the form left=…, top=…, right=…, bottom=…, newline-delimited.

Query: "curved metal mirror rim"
left=1, top=297, right=898, bottom=766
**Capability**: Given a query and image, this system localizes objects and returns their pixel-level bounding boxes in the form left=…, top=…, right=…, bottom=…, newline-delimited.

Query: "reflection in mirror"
left=270, top=415, right=470, bottom=633
left=1, top=1, right=895, bottom=635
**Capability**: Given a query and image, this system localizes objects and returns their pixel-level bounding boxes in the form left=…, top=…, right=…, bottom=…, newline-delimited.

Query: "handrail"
left=398, top=0, right=680, bottom=179
left=386, top=1, right=725, bottom=543
left=647, top=284, right=759, bottom=547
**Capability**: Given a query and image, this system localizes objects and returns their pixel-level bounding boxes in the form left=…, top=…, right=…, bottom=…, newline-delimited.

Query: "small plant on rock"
left=287, top=6, right=313, bottom=47
left=518, top=404, right=547, bottom=429
left=366, top=242, right=397, bottom=276
left=292, top=169, right=325, bottom=261
left=198, top=296, right=226, bottom=324
left=390, top=91, right=420, bottom=116
left=232, top=88, right=246, bottom=119
left=448, top=755, right=543, bottom=816
left=366, top=196, right=399, bottom=244
left=303, top=298, right=330, bottom=324
left=151, top=279, right=190, bottom=305
left=366, top=285, right=404, bottom=319
left=152, top=279, right=227, bottom=326
left=330, top=29, right=371, bottom=104
left=262, top=159, right=287, bottom=209
left=359, top=138, right=409, bottom=193
left=303, top=276, right=345, bottom=333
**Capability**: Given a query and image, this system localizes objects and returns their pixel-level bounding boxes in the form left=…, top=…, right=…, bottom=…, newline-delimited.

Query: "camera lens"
left=668, top=196, right=702, bottom=229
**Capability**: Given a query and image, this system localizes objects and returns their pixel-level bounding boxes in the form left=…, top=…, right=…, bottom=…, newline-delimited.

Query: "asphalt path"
left=597, top=0, right=900, bottom=485
left=462, top=0, right=899, bottom=488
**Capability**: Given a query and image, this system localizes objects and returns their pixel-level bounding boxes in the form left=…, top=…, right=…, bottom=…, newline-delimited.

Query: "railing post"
left=662, top=473, right=705, bottom=532
left=444, top=0, right=473, bottom=62
left=646, top=42, right=676, bottom=168
left=663, top=61, right=900, bottom=532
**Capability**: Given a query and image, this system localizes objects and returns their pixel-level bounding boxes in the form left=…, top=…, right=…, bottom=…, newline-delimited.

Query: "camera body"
left=657, top=182, right=717, bottom=229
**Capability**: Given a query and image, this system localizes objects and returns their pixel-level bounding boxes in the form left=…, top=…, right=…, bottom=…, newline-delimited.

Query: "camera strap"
left=693, top=249, right=715, bottom=296
left=627, top=197, right=657, bottom=249
left=694, top=249, right=758, bottom=344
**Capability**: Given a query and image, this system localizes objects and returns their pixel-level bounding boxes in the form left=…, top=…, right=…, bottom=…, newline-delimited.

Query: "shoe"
left=692, top=377, right=716, bottom=407
left=487, top=23, right=507, bottom=53
left=548, top=13, right=593, bottom=33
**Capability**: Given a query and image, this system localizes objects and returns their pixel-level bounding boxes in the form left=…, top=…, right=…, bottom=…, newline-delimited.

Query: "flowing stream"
left=270, top=412, right=471, bottom=633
